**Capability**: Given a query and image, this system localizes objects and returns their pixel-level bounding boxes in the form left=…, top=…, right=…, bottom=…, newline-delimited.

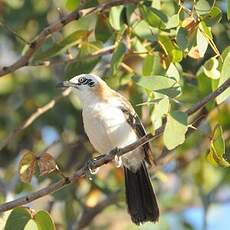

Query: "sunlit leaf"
left=5, top=207, right=33, bottom=230
left=163, top=111, right=188, bottom=150
left=137, top=75, right=181, bottom=98
left=151, top=93, right=170, bottom=129
left=216, top=52, right=230, bottom=104
left=65, top=0, right=80, bottom=10
left=37, top=153, right=57, bottom=176
left=203, top=57, right=220, bottom=79
left=19, top=151, right=36, bottom=183
left=34, top=210, right=55, bottom=230
left=196, top=29, right=208, bottom=58
left=109, top=5, right=124, bottom=30
left=166, top=63, right=180, bottom=82
left=228, top=0, right=230, bottom=20
left=195, top=0, right=211, bottom=16
left=132, top=20, right=156, bottom=42
left=207, top=125, right=229, bottom=167
left=166, top=14, right=179, bottom=29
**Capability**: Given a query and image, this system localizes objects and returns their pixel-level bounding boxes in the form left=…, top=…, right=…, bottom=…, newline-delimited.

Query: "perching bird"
left=57, top=74, right=159, bottom=225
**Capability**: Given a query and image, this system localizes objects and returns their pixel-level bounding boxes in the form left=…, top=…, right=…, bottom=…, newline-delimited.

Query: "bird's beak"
left=56, top=81, right=78, bottom=89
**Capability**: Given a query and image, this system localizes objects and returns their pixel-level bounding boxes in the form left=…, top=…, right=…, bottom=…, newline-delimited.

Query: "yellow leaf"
left=19, top=151, right=36, bottom=183
left=37, top=153, right=57, bottom=176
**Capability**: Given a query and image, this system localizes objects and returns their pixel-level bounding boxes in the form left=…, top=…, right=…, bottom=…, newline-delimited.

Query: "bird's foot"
left=87, top=158, right=100, bottom=175
left=86, top=154, right=106, bottom=175
left=114, top=155, right=122, bottom=168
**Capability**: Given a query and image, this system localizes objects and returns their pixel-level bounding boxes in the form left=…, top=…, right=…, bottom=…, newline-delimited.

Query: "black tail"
left=124, top=163, right=159, bottom=225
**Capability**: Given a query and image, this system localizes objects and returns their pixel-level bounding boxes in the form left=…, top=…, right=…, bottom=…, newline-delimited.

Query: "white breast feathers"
left=82, top=101, right=144, bottom=171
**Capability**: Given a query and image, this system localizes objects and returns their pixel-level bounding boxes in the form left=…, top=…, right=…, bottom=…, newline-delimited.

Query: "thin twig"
left=76, top=193, right=119, bottom=229
left=0, top=78, right=229, bottom=213
left=0, top=0, right=138, bottom=77
left=0, top=88, right=71, bottom=151
left=0, top=21, right=29, bottom=44
left=32, top=45, right=116, bottom=67
left=185, top=78, right=230, bottom=115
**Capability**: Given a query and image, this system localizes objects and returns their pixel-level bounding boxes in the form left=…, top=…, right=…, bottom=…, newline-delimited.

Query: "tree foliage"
left=0, top=0, right=230, bottom=229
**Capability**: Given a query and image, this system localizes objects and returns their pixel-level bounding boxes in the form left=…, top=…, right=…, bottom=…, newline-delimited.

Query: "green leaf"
left=166, top=14, right=179, bottom=29
left=203, top=57, right=220, bottom=79
left=172, top=49, right=183, bottom=63
left=228, top=0, right=230, bottom=20
left=5, top=207, right=32, bottom=230
left=65, top=0, right=80, bottom=10
left=166, top=63, right=180, bottom=82
left=137, top=75, right=181, bottom=98
left=199, top=21, right=212, bottom=39
left=207, top=125, right=229, bottom=167
left=216, top=52, right=230, bottom=104
left=196, top=28, right=208, bottom=58
left=163, top=111, right=188, bottom=150
left=125, top=5, right=136, bottom=25
left=139, top=4, right=166, bottom=28
left=109, top=5, right=124, bottom=30
left=25, top=220, right=38, bottom=230
left=131, top=37, right=147, bottom=53
left=132, top=20, right=156, bottom=42
left=195, top=0, right=211, bottom=16
left=176, top=27, right=188, bottom=50
left=111, top=42, right=126, bottom=74
left=95, top=15, right=112, bottom=42
left=151, top=93, right=170, bottom=129
left=65, top=58, right=100, bottom=79
left=34, top=210, right=55, bottom=230
left=143, top=55, right=154, bottom=76
left=159, top=35, right=183, bottom=62
left=34, top=30, right=89, bottom=61
left=65, top=41, right=102, bottom=78
left=203, top=6, right=222, bottom=26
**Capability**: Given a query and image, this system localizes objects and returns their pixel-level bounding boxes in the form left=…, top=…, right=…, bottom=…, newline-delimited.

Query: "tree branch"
left=31, top=45, right=116, bottom=67
left=0, top=0, right=138, bottom=77
left=76, top=193, right=119, bottom=229
left=0, top=88, right=71, bottom=151
left=0, top=77, right=229, bottom=213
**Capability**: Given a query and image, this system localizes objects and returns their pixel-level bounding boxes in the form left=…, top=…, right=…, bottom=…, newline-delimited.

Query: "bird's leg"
left=110, top=147, right=122, bottom=168
left=114, top=155, right=122, bottom=168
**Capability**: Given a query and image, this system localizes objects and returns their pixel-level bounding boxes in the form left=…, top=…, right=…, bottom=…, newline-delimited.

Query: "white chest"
left=82, top=102, right=138, bottom=154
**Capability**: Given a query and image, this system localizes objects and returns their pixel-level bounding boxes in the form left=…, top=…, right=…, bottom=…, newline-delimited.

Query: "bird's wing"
left=118, top=95, right=155, bottom=166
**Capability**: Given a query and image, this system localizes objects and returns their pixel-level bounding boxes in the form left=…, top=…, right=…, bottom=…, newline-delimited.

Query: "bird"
left=57, top=74, right=159, bottom=225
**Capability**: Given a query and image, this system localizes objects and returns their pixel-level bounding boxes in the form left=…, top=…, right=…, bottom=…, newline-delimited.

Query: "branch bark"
left=0, top=77, right=229, bottom=213
left=0, top=0, right=138, bottom=77
left=0, top=88, right=71, bottom=151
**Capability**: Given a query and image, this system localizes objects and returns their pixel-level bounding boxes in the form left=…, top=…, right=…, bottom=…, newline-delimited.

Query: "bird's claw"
left=87, top=159, right=100, bottom=175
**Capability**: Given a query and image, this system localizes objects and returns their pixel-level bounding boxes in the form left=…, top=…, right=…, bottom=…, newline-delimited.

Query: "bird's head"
left=57, top=74, right=111, bottom=104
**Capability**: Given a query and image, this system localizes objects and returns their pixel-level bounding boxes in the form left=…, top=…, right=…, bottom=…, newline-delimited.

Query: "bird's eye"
left=78, top=77, right=86, bottom=83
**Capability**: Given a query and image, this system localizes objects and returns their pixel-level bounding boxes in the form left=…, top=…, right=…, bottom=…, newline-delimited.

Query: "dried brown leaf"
left=19, top=151, right=36, bottom=183
left=37, top=153, right=57, bottom=176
